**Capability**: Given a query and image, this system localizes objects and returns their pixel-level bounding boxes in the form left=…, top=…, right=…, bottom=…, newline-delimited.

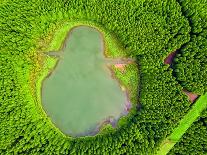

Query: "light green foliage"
left=169, top=93, right=207, bottom=141
left=169, top=109, right=207, bottom=155
left=0, top=0, right=206, bottom=154
left=157, top=93, right=207, bottom=155
left=113, top=64, right=139, bottom=105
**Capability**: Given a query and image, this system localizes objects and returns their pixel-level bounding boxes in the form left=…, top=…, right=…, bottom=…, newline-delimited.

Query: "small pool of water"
left=42, top=26, right=128, bottom=137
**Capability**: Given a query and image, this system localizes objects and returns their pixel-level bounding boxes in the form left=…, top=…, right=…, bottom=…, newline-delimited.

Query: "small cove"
left=42, top=26, right=132, bottom=137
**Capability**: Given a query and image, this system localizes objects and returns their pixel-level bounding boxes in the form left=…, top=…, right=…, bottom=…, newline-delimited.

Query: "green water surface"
left=42, top=26, right=127, bottom=136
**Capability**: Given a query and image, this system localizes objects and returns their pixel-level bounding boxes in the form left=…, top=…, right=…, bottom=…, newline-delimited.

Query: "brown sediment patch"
left=99, top=116, right=115, bottom=128
left=182, top=90, right=199, bottom=103
left=114, top=64, right=126, bottom=72
left=124, top=91, right=132, bottom=112
left=164, top=51, right=177, bottom=65
left=105, top=57, right=136, bottom=64
left=106, top=58, right=136, bottom=76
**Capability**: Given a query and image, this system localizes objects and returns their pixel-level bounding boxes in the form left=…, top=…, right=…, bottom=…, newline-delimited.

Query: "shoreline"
left=31, top=55, right=67, bottom=138
left=37, top=24, right=137, bottom=137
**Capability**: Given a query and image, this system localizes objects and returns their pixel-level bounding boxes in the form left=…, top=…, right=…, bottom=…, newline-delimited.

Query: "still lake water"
left=42, top=26, right=126, bottom=136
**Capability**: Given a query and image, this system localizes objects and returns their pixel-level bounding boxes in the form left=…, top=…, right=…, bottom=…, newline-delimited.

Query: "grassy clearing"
left=157, top=92, right=207, bottom=155
left=158, top=140, right=176, bottom=155
left=112, top=64, right=139, bottom=105
left=37, top=20, right=129, bottom=58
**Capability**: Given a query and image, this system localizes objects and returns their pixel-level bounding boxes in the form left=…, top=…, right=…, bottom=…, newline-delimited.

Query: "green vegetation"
left=157, top=93, right=207, bottom=155
left=169, top=110, right=207, bottom=155
left=173, top=0, right=207, bottom=95
left=173, top=34, right=207, bottom=94
left=0, top=0, right=206, bottom=154
left=112, top=64, right=139, bottom=105
left=169, top=93, right=207, bottom=141
left=168, top=1, right=207, bottom=153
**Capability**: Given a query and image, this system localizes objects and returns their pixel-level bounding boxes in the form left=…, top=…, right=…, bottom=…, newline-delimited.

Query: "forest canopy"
left=0, top=0, right=207, bottom=154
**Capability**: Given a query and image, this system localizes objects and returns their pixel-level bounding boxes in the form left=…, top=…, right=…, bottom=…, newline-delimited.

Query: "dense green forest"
left=0, top=0, right=206, bottom=154
left=172, top=0, right=207, bottom=95
left=169, top=0, right=207, bottom=154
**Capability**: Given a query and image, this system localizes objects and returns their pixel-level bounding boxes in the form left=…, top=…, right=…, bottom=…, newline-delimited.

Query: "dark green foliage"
left=134, top=54, right=190, bottom=153
left=173, top=0, right=207, bottom=94
left=0, top=0, right=206, bottom=154
left=177, top=0, right=207, bottom=34
left=168, top=0, right=207, bottom=154
left=173, top=34, right=207, bottom=94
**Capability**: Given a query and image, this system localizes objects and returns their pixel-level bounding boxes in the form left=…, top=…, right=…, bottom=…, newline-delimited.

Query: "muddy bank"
left=164, top=51, right=177, bottom=65
left=183, top=90, right=199, bottom=103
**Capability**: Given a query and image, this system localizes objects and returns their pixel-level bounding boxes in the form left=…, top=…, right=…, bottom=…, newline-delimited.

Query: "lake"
left=42, top=26, right=128, bottom=137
